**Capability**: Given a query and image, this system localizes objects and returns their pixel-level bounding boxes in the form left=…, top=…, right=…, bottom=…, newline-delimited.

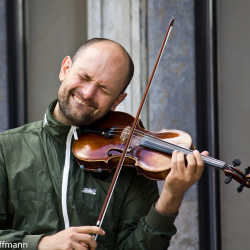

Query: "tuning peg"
left=233, top=159, right=241, bottom=167
left=244, top=166, right=250, bottom=175
left=237, top=183, right=244, bottom=193
left=225, top=175, right=232, bottom=184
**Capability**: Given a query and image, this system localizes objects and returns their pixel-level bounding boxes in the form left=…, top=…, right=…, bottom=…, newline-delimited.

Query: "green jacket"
left=0, top=101, right=177, bottom=249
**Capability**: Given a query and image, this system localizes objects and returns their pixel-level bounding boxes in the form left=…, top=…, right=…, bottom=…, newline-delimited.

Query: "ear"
left=59, top=56, right=72, bottom=81
left=110, top=93, right=127, bottom=111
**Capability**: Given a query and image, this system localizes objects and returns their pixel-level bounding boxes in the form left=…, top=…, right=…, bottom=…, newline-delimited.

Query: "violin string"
left=131, top=133, right=226, bottom=168
left=112, top=128, right=225, bottom=169
left=106, top=128, right=244, bottom=177
left=108, top=127, right=226, bottom=168
left=114, top=128, right=241, bottom=175
left=110, top=127, right=206, bottom=158
left=110, top=127, right=209, bottom=160
left=114, top=129, right=244, bottom=180
left=104, top=127, right=241, bottom=176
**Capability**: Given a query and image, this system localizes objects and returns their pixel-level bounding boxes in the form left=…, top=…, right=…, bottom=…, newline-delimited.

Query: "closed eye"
left=76, top=73, right=112, bottom=96
left=76, top=73, right=90, bottom=81
left=98, top=86, right=112, bottom=96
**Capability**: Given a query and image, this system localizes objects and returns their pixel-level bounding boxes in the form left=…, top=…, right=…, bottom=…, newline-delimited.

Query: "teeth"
left=73, top=95, right=87, bottom=105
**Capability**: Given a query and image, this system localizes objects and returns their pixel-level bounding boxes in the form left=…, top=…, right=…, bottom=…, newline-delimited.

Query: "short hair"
left=72, top=38, right=134, bottom=93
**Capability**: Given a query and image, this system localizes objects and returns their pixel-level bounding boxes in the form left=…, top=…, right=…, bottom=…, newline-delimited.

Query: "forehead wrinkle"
left=77, top=44, right=125, bottom=92
left=78, top=68, right=113, bottom=93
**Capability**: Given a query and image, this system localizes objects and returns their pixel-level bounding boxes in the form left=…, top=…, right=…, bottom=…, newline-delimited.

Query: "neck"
left=53, top=102, right=73, bottom=126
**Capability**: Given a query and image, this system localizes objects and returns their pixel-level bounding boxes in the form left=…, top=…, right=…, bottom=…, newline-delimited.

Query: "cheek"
left=97, top=96, right=114, bottom=110
left=61, top=75, right=80, bottom=88
left=58, top=83, right=69, bottom=97
left=59, top=79, right=77, bottom=95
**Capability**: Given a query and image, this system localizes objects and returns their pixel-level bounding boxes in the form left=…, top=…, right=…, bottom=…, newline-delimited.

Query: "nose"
left=81, top=81, right=98, bottom=99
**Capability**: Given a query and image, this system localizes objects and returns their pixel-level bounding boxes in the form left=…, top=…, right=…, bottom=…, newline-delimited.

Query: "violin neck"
left=139, top=135, right=226, bottom=170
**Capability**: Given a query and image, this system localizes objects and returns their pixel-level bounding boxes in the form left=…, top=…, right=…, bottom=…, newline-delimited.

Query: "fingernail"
left=193, top=150, right=199, bottom=153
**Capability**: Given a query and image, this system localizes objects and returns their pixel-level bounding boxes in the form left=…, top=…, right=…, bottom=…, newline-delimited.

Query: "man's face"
left=56, top=43, right=128, bottom=126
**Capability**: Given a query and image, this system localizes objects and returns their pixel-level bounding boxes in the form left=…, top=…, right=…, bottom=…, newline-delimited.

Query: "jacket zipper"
left=62, top=125, right=78, bottom=228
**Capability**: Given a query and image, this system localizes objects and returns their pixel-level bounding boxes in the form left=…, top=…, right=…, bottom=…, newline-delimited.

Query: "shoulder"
left=0, top=121, right=43, bottom=152
left=0, top=120, right=43, bottom=138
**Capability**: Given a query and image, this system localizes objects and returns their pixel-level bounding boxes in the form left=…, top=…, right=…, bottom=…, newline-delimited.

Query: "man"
left=0, top=38, right=207, bottom=249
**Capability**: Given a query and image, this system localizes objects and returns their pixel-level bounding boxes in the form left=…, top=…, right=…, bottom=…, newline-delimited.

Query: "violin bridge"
left=120, top=126, right=131, bottom=144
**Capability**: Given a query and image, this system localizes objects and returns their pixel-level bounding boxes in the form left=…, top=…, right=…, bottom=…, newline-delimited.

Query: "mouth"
left=72, top=94, right=95, bottom=108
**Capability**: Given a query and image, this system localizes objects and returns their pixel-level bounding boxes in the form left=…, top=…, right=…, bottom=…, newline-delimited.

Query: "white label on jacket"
left=82, top=188, right=97, bottom=195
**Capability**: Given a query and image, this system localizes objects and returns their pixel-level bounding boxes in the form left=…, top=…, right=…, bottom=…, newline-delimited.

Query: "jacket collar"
left=43, top=100, right=78, bottom=145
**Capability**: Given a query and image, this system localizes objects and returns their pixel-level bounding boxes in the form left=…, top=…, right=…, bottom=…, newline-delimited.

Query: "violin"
left=73, top=111, right=250, bottom=192
left=73, top=111, right=192, bottom=181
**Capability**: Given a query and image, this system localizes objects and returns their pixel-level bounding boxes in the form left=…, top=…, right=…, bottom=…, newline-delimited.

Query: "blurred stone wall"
left=147, top=1, right=198, bottom=249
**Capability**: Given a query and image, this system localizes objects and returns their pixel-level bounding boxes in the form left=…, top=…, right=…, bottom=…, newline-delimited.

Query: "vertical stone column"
left=0, top=0, right=8, bottom=132
left=87, top=0, right=149, bottom=125
left=148, top=0, right=198, bottom=249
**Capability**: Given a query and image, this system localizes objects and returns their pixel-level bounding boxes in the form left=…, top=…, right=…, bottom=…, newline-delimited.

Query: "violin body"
left=73, top=111, right=193, bottom=180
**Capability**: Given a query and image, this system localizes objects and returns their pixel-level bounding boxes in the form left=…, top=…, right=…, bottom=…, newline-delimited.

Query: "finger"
left=83, top=235, right=97, bottom=250
left=80, top=242, right=91, bottom=250
left=71, top=240, right=87, bottom=250
left=75, top=234, right=97, bottom=250
left=75, top=226, right=105, bottom=236
left=171, top=151, right=178, bottom=173
left=176, top=152, right=186, bottom=173
left=185, top=153, right=197, bottom=175
left=201, top=150, right=209, bottom=156
left=193, top=150, right=204, bottom=177
left=80, top=242, right=90, bottom=247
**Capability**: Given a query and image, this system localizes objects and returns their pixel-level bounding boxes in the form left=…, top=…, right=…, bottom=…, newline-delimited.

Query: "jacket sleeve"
left=115, top=173, right=177, bottom=249
left=0, top=139, right=44, bottom=249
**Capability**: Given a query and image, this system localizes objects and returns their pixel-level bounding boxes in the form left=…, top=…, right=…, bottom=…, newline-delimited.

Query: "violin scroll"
left=224, top=159, right=250, bottom=192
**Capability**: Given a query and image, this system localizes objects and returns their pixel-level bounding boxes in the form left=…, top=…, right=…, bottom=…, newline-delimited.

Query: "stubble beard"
left=57, top=89, right=97, bottom=126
